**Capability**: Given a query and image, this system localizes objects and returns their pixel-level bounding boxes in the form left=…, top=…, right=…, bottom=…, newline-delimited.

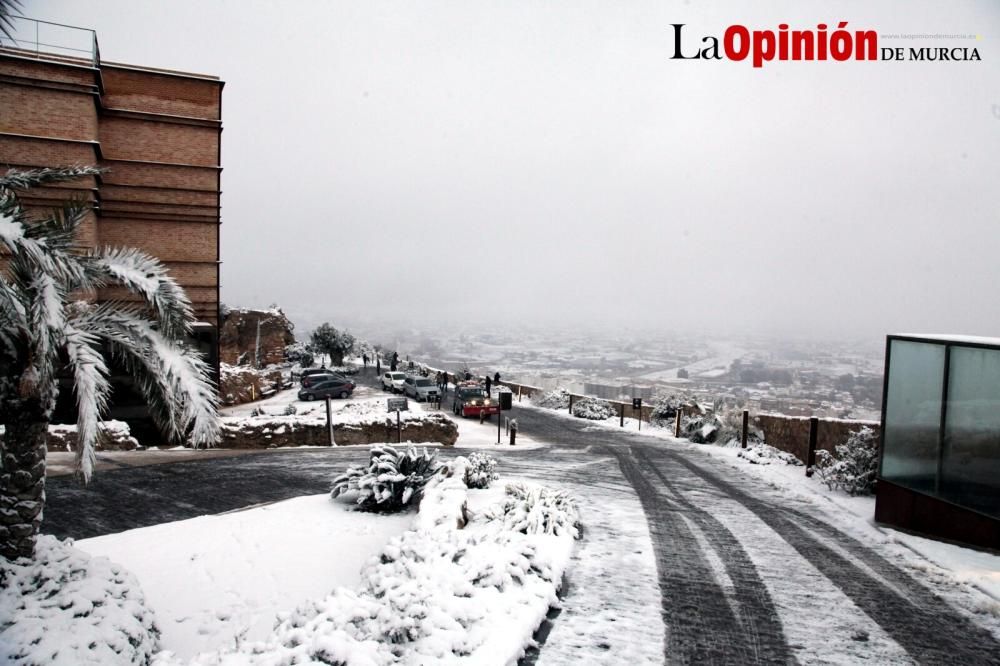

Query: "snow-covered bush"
left=284, top=342, right=313, bottom=368
left=486, top=482, right=581, bottom=539
left=179, top=463, right=578, bottom=665
left=0, top=536, right=159, bottom=665
left=737, top=443, right=803, bottom=466
left=282, top=403, right=297, bottom=416
left=649, top=394, right=690, bottom=427
left=331, top=445, right=442, bottom=512
left=463, top=452, right=499, bottom=489
left=814, top=427, right=879, bottom=496
left=533, top=388, right=571, bottom=410
left=681, top=412, right=721, bottom=443
left=249, top=406, right=266, bottom=417
left=571, top=396, right=616, bottom=420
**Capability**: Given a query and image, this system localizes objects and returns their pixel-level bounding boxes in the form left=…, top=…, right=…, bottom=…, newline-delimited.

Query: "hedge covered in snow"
left=166, top=461, right=579, bottom=665
left=570, top=397, right=616, bottom=420
left=532, top=388, right=571, bottom=410
left=0, top=535, right=159, bottom=665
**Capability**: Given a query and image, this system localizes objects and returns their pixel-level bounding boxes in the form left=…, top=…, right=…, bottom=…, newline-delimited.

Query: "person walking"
left=363, top=353, right=369, bottom=368
left=485, top=374, right=492, bottom=396
left=390, top=352, right=398, bottom=372
left=441, top=372, right=448, bottom=396
left=376, top=356, right=381, bottom=376
left=494, top=371, right=501, bottom=385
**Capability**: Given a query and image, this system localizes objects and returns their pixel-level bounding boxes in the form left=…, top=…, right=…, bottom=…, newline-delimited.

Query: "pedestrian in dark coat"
left=494, top=372, right=501, bottom=385
left=485, top=375, right=492, bottom=396
left=376, top=357, right=381, bottom=375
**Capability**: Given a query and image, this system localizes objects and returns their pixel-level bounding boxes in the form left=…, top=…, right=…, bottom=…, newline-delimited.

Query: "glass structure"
left=880, top=335, right=1000, bottom=520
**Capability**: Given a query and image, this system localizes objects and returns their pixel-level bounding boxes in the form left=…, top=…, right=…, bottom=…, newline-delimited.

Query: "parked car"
left=301, top=372, right=346, bottom=388
left=300, top=367, right=331, bottom=381
left=381, top=371, right=407, bottom=393
left=403, top=375, right=440, bottom=402
left=298, top=378, right=354, bottom=401
left=452, top=382, right=499, bottom=418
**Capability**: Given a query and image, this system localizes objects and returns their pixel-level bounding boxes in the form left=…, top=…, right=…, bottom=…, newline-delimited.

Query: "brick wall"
left=0, top=47, right=222, bottom=342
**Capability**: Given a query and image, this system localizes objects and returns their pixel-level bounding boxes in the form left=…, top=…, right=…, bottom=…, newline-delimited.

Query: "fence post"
left=568, top=394, right=574, bottom=414
left=326, top=396, right=334, bottom=446
left=620, top=403, right=624, bottom=427
left=805, top=417, right=819, bottom=476
left=741, top=410, right=749, bottom=449
left=674, top=410, right=682, bottom=438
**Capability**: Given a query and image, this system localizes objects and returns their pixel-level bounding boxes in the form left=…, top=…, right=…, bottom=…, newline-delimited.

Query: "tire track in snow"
left=660, top=449, right=1000, bottom=665
left=631, top=446, right=791, bottom=664
left=611, top=445, right=764, bottom=665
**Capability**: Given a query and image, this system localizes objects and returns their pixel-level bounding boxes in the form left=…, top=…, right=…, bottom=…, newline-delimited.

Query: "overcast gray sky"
left=22, top=1, right=1000, bottom=339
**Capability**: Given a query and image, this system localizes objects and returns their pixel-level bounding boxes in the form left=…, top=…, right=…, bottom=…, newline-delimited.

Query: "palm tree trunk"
left=0, top=409, right=48, bottom=560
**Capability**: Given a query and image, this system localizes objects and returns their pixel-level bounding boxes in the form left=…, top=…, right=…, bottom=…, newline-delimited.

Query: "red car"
left=452, top=383, right=500, bottom=418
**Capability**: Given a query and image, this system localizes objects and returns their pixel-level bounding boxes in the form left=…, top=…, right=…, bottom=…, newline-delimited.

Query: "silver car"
left=403, top=375, right=440, bottom=402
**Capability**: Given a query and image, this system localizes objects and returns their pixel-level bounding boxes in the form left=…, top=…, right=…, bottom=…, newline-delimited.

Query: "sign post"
left=633, top=397, right=643, bottom=432
left=326, top=396, right=335, bottom=446
left=387, top=397, right=408, bottom=444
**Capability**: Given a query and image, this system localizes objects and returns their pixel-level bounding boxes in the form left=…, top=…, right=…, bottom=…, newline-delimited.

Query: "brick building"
left=0, top=18, right=223, bottom=381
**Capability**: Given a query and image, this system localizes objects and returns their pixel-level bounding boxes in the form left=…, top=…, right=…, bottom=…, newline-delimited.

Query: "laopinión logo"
left=669, top=23, right=982, bottom=67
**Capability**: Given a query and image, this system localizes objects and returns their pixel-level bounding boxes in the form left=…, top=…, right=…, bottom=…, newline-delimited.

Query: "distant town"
left=336, top=320, right=885, bottom=421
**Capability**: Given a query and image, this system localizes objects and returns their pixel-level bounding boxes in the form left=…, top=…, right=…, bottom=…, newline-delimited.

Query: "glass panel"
left=942, top=347, right=1000, bottom=518
left=881, top=340, right=945, bottom=494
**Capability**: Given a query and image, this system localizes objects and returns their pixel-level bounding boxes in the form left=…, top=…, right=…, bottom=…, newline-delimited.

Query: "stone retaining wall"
left=754, top=414, right=880, bottom=464
left=219, top=413, right=458, bottom=449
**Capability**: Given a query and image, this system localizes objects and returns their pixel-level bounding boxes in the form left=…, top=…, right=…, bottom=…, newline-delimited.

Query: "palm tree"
left=0, top=166, right=220, bottom=560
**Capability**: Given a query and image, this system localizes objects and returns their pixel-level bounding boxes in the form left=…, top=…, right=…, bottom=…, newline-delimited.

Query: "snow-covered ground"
left=76, top=495, right=412, bottom=659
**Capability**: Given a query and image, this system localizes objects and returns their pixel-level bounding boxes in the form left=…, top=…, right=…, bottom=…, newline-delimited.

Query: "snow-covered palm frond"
left=19, top=272, right=66, bottom=397
left=1, top=193, right=95, bottom=289
left=63, top=324, right=111, bottom=482
left=71, top=304, right=219, bottom=448
left=0, top=278, right=26, bottom=349
left=0, top=165, right=101, bottom=190
left=94, top=247, right=193, bottom=338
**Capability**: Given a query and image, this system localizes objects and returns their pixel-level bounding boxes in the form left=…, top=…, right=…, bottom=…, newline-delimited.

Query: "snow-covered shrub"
left=486, top=482, right=581, bottom=539
left=571, top=396, right=616, bottom=420
left=331, top=445, right=442, bottom=512
left=282, top=403, right=297, bottom=416
left=681, top=412, right=721, bottom=443
left=284, top=342, right=313, bottom=368
left=0, top=535, right=159, bottom=665
left=716, top=408, right=762, bottom=446
left=463, top=452, right=499, bottom=489
left=738, top=443, right=803, bottom=466
left=250, top=406, right=266, bottom=417
left=649, top=394, right=690, bottom=427
left=533, top=388, right=571, bottom=410
left=183, top=465, right=578, bottom=665
left=814, top=427, right=879, bottom=496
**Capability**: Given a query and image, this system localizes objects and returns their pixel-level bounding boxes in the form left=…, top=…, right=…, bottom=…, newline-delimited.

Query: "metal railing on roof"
left=0, top=15, right=100, bottom=67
